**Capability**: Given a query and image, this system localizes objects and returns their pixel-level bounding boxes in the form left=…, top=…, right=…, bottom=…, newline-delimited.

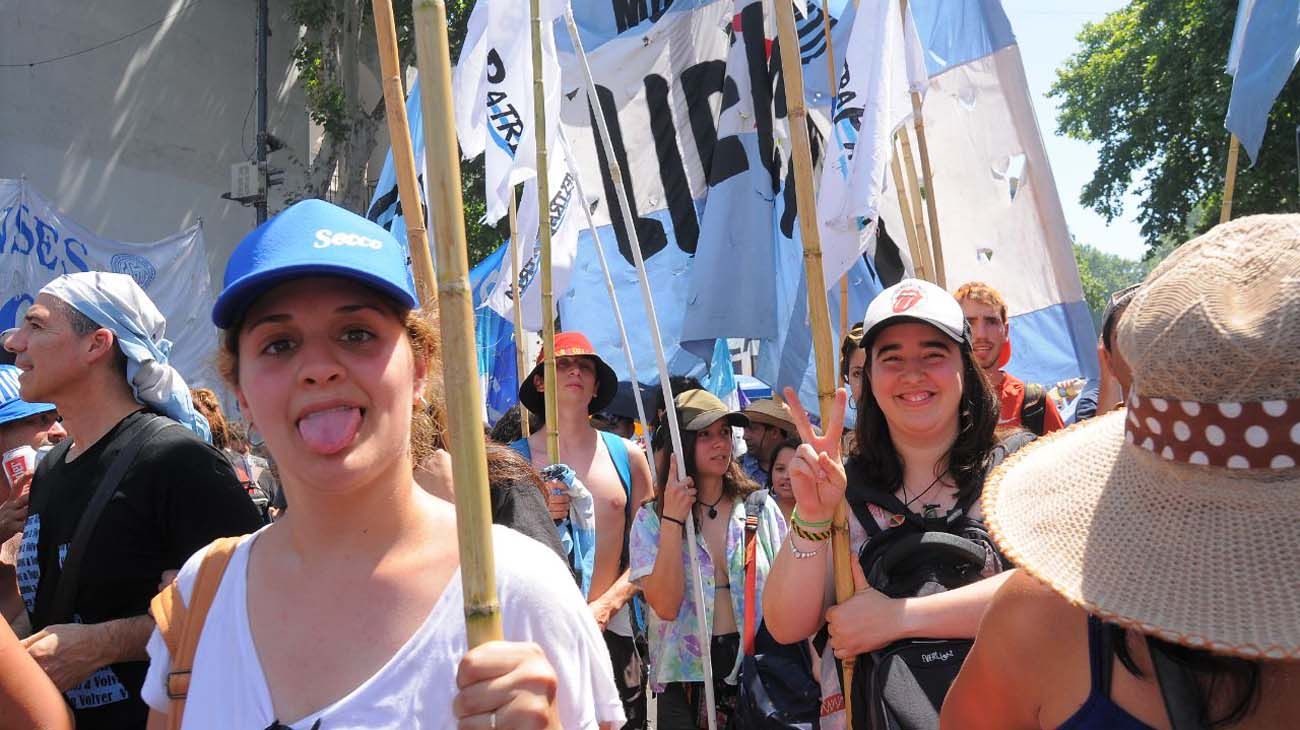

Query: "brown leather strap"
left=149, top=534, right=247, bottom=729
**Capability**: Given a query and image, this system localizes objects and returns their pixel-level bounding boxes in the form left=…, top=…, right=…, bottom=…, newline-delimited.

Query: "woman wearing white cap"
left=141, top=200, right=624, bottom=729
left=943, top=216, right=1300, bottom=728
left=763, top=278, right=1018, bottom=726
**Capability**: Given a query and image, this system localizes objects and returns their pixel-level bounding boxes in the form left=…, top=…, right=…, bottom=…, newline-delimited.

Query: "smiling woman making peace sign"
left=763, top=279, right=1023, bottom=729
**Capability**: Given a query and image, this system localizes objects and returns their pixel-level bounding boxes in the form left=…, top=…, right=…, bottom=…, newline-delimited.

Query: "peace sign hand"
left=783, top=387, right=849, bottom=524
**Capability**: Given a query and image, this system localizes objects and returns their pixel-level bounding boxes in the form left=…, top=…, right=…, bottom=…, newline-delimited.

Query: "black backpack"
left=738, top=490, right=821, bottom=729
left=844, top=432, right=1034, bottom=730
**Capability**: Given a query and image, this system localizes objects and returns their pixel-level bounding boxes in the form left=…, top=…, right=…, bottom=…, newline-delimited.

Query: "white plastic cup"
left=3, top=445, right=37, bottom=492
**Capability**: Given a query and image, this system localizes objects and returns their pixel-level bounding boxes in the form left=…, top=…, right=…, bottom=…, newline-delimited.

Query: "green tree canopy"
left=286, top=0, right=500, bottom=265
left=1051, top=0, right=1299, bottom=256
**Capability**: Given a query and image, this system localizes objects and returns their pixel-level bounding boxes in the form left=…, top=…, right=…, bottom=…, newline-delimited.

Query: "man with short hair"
left=954, top=281, right=1065, bottom=436
left=514, top=331, right=654, bottom=729
left=739, top=398, right=796, bottom=484
left=2, top=272, right=262, bottom=729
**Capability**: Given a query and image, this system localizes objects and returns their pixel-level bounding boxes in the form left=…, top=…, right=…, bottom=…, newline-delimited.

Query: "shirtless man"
left=515, top=331, right=654, bottom=729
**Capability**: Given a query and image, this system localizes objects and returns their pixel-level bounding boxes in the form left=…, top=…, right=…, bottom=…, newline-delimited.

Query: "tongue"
left=297, top=408, right=362, bottom=455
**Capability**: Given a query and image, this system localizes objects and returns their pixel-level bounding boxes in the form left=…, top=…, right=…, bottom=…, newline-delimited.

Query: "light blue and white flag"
left=883, top=0, right=1097, bottom=388
left=454, top=0, right=566, bottom=224
left=817, top=0, right=927, bottom=284
left=469, top=243, right=521, bottom=423
left=1226, top=0, right=1300, bottom=163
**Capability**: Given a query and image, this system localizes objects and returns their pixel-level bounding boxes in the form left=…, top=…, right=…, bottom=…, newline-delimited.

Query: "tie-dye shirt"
left=629, top=494, right=787, bottom=691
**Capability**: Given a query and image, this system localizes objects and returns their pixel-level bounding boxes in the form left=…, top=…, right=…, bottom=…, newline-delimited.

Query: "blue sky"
left=1003, top=0, right=1147, bottom=261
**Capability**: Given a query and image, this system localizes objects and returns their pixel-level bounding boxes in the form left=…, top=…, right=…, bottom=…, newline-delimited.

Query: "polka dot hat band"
left=1125, top=394, right=1300, bottom=470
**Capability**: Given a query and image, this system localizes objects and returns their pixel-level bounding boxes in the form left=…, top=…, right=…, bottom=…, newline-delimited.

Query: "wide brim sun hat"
left=983, top=214, right=1300, bottom=660
left=676, top=389, right=749, bottom=432
left=517, top=331, right=618, bottom=416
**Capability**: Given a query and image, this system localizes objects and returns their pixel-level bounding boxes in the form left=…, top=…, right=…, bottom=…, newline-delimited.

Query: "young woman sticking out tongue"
left=141, top=200, right=625, bottom=730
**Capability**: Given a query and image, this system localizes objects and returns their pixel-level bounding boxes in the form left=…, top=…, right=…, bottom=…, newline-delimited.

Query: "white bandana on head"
left=39, top=272, right=211, bottom=441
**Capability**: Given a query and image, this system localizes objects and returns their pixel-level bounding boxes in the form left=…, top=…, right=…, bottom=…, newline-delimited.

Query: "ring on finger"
left=488, top=711, right=497, bottom=729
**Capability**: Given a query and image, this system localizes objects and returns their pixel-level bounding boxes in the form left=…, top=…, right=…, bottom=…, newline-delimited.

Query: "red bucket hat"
left=518, top=331, right=619, bottom=417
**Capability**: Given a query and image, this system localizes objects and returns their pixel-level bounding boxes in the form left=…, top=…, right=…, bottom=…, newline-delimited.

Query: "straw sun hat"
left=983, top=214, right=1300, bottom=660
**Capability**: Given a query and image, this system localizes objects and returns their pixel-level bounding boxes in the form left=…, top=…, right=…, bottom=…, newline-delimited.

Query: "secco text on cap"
left=212, top=199, right=418, bottom=328
left=861, top=278, right=967, bottom=348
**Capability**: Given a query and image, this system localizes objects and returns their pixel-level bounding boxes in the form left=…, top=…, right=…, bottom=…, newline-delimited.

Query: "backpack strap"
left=742, top=490, right=767, bottom=656
left=598, top=431, right=633, bottom=500
left=49, top=415, right=173, bottom=626
left=150, top=534, right=246, bottom=730
left=1020, top=382, right=1047, bottom=436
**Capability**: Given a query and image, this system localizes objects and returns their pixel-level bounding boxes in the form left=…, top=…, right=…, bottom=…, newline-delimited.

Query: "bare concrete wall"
left=0, top=0, right=312, bottom=287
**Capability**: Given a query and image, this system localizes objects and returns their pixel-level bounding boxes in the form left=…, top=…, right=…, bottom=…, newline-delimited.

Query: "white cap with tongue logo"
left=860, top=278, right=968, bottom=349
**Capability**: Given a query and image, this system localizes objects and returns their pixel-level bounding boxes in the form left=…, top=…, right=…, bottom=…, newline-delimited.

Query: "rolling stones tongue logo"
left=892, top=286, right=924, bottom=313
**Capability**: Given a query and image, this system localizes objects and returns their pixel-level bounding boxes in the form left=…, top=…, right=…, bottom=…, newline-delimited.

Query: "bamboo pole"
left=1221, top=134, right=1241, bottom=224
left=531, top=0, right=561, bottom=465
left=411, top=0, right=502, bottom=647
left=562, top=9, right=717, bottom=727
left=900, top=0, right=945, bottom=288
left=372, top=0, right=438, bottom=306
left=891, top=133, right=929, bottom=281
left=508, top=189, right=531, bottom=437
left=771, top=1, right=857, bottom=723
left=897, top=127, right=935, bottom=282
left=557, top=129, right=657, bottom=486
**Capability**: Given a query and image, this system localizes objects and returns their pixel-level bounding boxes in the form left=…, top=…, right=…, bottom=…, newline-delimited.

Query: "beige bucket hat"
left=983, top=214, right=1300, bottom=660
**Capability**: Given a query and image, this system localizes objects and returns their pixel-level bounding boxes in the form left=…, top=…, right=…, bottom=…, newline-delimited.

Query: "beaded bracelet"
left=789, top=537, right=823, bottom=560
left=790, top=508, right=833, bottom=530
left=662, top=515, right=686, bottom=529
left=790, top=521, right=833, bottom=543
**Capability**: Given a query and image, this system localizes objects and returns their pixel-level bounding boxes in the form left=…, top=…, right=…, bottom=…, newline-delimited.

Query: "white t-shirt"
left=143, top=525, right=625, bottom=729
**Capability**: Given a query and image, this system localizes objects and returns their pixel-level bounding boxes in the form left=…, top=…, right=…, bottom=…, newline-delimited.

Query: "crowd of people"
left=0, top=200, right=1295, bottom=729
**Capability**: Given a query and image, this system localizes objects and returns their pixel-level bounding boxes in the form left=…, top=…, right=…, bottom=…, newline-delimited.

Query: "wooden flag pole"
left=411, top=0, right=502, bottom=647
left=897, top=127, right=936, bottom=282
left=531, top=0, right=560, bottom=465
left=1221, top=134, right=1241, bottom=224
left=508, top=189, right=531, bottom=437
left=892, top=132, right=930, bottom=282
left=910, top=100, right=946, bottom=288
left=771, top=0, right=857, bottom=722
left=372, top=0, right=438, bottom=306
left=900, top=0, right=945, bottom=288
left=562, top=8, right=716, bottom=726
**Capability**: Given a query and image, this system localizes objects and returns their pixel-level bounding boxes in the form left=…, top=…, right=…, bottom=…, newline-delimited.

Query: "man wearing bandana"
left=1, top=272, right=262, bottom=729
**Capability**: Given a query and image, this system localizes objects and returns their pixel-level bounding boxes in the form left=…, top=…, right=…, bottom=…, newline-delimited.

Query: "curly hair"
left=190, top=387, right=232, bottom=451
left=217, top=304, right=443, bottom=466
left=952, top=281, right=1008, bottom=324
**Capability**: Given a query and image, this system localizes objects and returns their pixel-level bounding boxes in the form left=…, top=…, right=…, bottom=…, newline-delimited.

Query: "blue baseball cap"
left=212, top=199, right=419, bottom=328
left=0, top=365, right=57, bottom=427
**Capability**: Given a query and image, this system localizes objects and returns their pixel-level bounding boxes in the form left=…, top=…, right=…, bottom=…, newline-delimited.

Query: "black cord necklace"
left=901, top=473, right=946, bottom=510
left=697, top=492, right=726, bottom=519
